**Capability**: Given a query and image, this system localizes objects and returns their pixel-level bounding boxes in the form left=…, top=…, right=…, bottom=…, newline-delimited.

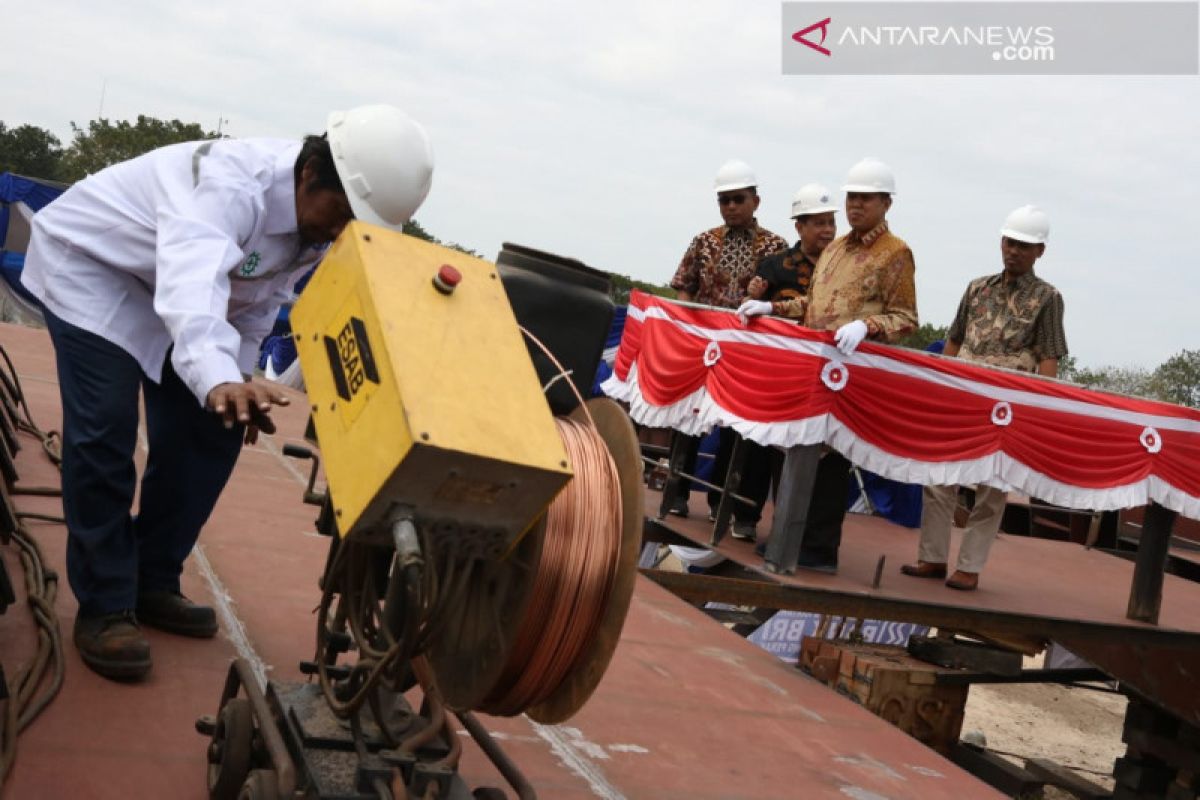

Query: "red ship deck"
left=2, top=320, right=1001, bottom=799
left=643, top=492, right=1200, bottom=644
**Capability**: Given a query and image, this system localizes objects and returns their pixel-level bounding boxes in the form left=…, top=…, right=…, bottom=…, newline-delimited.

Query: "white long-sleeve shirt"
left=22, top=138, right=326, bottom=405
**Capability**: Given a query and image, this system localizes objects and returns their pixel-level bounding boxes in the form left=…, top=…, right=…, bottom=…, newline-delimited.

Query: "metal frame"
left=641, top=514, right=1200, bottom=654
left=655, top=430, right=757, bottom=545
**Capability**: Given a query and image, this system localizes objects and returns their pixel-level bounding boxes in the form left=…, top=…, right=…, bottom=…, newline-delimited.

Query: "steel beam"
left=1127, top=502, right=1178, bottom=623
left=639, top=568, right=1200, bottom=652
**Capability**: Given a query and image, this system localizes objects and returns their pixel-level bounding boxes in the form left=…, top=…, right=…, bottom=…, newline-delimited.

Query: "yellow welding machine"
left=290, top=222, right=572, bottom=544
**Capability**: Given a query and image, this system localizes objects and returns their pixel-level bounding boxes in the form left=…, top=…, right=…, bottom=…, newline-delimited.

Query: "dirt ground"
left=962, top=660, right=1127, bottom=793
left=657, top=548, right=1128, bottom=794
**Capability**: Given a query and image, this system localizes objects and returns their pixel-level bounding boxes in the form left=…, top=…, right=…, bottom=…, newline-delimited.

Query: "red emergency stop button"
left=433, top=264, right=462, bottom=294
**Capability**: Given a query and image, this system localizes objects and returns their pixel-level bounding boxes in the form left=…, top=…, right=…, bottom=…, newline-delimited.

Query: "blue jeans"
left=44, top=309, right=244, bottom=617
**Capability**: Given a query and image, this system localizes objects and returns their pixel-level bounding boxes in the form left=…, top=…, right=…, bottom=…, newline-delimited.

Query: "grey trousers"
left=763, top=444, right=823, bottom=572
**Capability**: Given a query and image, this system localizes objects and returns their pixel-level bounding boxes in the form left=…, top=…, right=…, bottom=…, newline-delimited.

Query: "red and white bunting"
left=601, top=291, right=1200, bottom=520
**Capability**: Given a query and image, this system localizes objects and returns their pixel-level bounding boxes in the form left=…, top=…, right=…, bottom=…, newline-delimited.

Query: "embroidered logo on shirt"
left=239, top=252, right=262, bottom=277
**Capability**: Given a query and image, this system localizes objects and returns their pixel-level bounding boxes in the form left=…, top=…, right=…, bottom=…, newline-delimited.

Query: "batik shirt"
left=754, top=242, right=816, bottom=302
left=948, top=270, right=1068, bottom=372
left=671, top=221, right=788, bottom=309
left=770, top=221, right=918, bottom=342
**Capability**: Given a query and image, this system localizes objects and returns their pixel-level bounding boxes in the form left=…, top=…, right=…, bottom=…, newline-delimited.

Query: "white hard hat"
left=842, top=157, right=896, bottom=195
left=790, top=183, right=839, bottom=218
left=326, top=104, right=434, bottom=231
left=714, top=159, right=757, bottom=193
left=1000, top=205, right=1050, bottom=244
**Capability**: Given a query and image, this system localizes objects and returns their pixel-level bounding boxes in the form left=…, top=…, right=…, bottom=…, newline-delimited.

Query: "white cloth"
left=22, top=138, right=327, bottom=405
left=265, top=351, right=306, bottom=391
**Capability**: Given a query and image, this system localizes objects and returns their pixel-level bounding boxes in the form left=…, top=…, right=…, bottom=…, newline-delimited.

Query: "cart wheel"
left=208, top=697, right=254, bottom=800
left=238, top=769, right=279, bottom=800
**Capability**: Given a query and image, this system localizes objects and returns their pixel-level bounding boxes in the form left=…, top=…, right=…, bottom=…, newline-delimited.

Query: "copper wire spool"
left=479, top=398, right=642, bottom=720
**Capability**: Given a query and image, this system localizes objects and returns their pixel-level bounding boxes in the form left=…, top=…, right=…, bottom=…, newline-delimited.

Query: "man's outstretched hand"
left=206, top=380, right=291, bottom=444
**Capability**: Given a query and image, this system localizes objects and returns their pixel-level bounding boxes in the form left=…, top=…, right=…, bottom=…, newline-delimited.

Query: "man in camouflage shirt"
left=665, top=160, right=787, bottom=523
left=902, top=205, right=1067, bottom=591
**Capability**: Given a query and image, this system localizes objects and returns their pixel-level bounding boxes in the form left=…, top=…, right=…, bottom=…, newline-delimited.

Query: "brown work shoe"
left=136, top=591, right=218, bottom=638
left=945, top=570, right=980, bottom=591
left=900, top=561, right=948, bottom=579
left=73, top=611, right=152, bottom=681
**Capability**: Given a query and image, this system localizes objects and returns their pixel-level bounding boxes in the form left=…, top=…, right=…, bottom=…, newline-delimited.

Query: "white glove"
left=833, top=319, right=869, bottom=355
left=736, top=299, right=773, bottom=325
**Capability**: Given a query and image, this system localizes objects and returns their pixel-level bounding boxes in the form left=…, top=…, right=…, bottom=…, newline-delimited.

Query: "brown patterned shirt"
left=670, top=221, right=788, bottom=309
left=948, top=270, right=1068, bottom=372
left=770, top=221, right=918, bottom=342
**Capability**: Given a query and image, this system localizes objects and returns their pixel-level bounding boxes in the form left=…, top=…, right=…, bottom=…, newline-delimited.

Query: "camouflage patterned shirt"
left=948, top=270, right=1068, bottom=372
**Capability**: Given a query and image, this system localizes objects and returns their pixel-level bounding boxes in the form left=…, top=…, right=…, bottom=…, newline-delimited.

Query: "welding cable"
left=314, top=539, right=425, bottom=720
left=480, top=416, right=623, bottom=715
left=0, top=345, right=61, bottom=467
left=412, top=544, right=474, bottom=653
left=404, top=656, right=462, bottom=772
left=401, top=658, right=444, bottom=755
left=0, top=347, right=65, bottom=790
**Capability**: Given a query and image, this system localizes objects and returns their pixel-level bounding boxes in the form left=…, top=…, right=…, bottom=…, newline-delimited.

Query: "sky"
left=4, top=0, right=1198, bottom=369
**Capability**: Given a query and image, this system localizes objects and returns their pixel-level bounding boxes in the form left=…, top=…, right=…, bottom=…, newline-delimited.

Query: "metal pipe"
left=454, top=710, right=537, bottom=800
left=639, top=456, right=756, bottom=506
left=231, top=659, right=298, bottom=796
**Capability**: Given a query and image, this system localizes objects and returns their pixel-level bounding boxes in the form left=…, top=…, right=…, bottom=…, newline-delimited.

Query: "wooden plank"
left=908, top=634, right=1023, bottom=676
left=1024, top=757, right=1113, bottom=800
left=950, top=744, right=1045, bottom=796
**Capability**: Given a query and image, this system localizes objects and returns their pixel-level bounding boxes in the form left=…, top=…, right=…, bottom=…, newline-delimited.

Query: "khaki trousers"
left=918, top=484, right=1008, bottom=573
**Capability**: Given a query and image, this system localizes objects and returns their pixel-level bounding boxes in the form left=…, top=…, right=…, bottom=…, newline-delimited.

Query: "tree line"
left=5, top=116, right=1195, bottom=406
left=899, top=324, right=1199, bottom=408
left=1, top=115, right=473, bottom=252
left=1, top=116, right=217, bottom=183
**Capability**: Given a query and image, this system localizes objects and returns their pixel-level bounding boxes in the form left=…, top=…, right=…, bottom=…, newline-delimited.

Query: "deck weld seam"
left=526, top=720, right=627, bottom=800
left=135, top=428, right=271, bottom=686
left=258, top=435, right=310, bottom=487
left=195, top=543, right=270, bottom=687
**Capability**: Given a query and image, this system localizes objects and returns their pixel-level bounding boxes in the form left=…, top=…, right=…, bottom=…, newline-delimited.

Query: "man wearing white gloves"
left=22, top=104, right=434, bottom=680
left=901, top=205, right=1066, bottom=590
left=739, top=158, right=917, bottom=574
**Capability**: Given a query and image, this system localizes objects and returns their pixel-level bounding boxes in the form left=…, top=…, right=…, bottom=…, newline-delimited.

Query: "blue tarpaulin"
left=0, top=172, right=64, bottom=230
left=1, top=172, right=66, bottom=304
